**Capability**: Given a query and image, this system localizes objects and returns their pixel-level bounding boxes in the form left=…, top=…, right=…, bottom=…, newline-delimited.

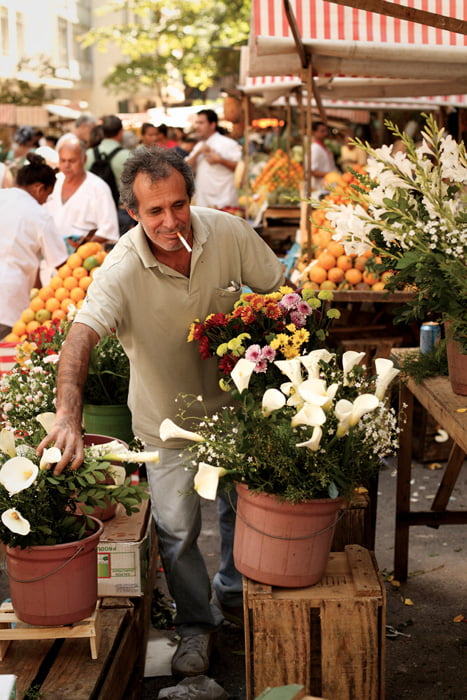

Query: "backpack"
left=89, top=146, right=122, bottom=206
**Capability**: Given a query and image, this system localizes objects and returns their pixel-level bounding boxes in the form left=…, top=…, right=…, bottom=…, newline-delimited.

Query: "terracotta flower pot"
left=233, top=483, right=345, bottom=587
left=5, top=517, right=104, bottom=626
left=445, top=323, right=467, bottom=396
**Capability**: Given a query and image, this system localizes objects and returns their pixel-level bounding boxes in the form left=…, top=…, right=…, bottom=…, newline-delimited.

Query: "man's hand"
left=37, top=414, right=84, bottom=475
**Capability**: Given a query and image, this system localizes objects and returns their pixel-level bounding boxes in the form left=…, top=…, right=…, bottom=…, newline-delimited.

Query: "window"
left=57, top=17, right=69, bottom=67
left=15, top=11, right=24, bottom=57
left=0, top=6, right=9, bottom=56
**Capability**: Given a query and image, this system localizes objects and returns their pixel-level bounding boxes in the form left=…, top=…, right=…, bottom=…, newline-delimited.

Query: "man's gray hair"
left=120, top=146, right=195, bottom=213
left=74, top=114, right=97, bottom=129
left=56, top=134, right=87, bottom=155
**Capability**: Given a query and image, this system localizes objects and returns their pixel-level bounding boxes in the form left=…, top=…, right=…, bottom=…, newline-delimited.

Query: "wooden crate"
left=244, top=545, right=386, bottom=700
left=331, top=491, right=372, bottom=552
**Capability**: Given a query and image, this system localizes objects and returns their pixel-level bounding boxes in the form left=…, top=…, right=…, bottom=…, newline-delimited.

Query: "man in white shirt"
left=310, top=121, right=336, bottom=191
left=46, top=135, right=119, bottom=252
left=186, top=109, right=241, bottom=210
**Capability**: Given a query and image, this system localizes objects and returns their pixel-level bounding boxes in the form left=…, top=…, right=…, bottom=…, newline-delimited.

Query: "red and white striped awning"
left=242, top=1, right=467, bottom=103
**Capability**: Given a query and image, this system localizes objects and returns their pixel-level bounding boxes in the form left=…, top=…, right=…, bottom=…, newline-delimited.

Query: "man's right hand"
left=37, top=414, right=84, bottom=475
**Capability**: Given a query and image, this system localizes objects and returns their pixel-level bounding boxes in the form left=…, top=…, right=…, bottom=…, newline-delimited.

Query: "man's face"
left=194, top=114, right=216, bottom=141
left=314, top=124, right=329, bottom=141
left=58, top=144, right=86, bottom=180
left=141, top=127, right=159, bottom=147
left=128, top=169, right=192, bottom=253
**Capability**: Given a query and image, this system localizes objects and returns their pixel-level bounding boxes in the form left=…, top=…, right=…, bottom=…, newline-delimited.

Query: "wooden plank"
left=430, top=443, right=466, bottom=515
left=345, top=546, right=382, bottom=597
left=332, top=290, right=414, bottom=303
left=38, top=608, right=129, bottom=700
left=320, top=598, right=380, bottom=700
left=252, top=600, right=311, bottom=697
left=0, top=639, right=56, bottom=696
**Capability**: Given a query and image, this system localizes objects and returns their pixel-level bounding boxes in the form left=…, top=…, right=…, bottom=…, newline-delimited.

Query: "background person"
left=0, top=154, right=67, bottom=339
left=85, top=115, right=134, bottom=235
left=71, top=114, right=98, bottom=147
left=45, top=135, right=119, bottom=252
left=185, top=109, right=242, bottom=210
left=139, top=122, right=159, bottom=148
left=38, top=147, right=284, bottom=677
left=310, top=121, right=337, bottom=191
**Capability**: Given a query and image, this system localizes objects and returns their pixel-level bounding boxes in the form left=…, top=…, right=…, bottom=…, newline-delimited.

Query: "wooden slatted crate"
left=244, top=545, right=386, bottom=700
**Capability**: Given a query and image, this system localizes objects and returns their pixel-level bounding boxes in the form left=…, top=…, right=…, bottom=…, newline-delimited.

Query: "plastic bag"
left=158, top=675, right=229, bottom=699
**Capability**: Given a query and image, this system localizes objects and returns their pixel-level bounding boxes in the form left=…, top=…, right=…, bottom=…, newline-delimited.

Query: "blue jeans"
left=145, top=445, right=242, bottom=636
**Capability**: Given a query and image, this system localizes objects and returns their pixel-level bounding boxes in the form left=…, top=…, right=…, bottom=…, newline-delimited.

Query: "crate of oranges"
left=4, top=241, right=106, bottom=344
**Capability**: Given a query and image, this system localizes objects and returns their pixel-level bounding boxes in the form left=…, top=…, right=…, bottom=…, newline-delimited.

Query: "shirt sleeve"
left=39, top=211, right=68, bottom=268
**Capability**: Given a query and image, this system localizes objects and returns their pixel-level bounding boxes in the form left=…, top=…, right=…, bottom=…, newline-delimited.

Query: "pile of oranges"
left=298, top=169, right=391, bottom=291
left=252, top=149, right=304, bottom=194
left=4, top=241, right=106, bottom=343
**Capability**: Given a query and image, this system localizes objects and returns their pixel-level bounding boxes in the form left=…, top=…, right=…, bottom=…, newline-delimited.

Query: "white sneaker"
left=171, top=632, right=213, bottom=676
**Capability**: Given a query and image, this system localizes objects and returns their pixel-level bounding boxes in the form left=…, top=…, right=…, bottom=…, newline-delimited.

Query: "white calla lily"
left=374, top=358, right=400, bottom=400
left=291, top=402, right=326, bottom=428
left=102, top=449, right=160, bottom=463
left=300, top=349, right=335, bottom=378
left=1, top=508, right=31, bottom=535
left=160, top=418, right=203, bottom=443
left=274, top=358, right=303, bottom=386
left=342, top=351, right=366, bottom=385
left=296, top=426, right=323, bottom=451
left=298, top=378, right=338, bottom=409
left=335, top=394, right=380, bottom=436
left=106, top=465, right=127, bottom=487
left=39, top=447, right=62, bottom=470
left=0, top=457, right=39, bottom=495
left=36, top=412, right=57, bottom=434
left=231, top=358, right=256, bottom=394
left=194, top=462, right=227, bottom=500
left=0, top=428, right=16, bottom=458
left=261, top=388, right=286, bottom=417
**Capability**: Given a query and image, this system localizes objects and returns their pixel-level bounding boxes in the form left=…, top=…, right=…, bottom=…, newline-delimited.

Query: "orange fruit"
left=54, top=287, right=68, bottom=302
left=79, top=276, right=93, bottom=291
left=20, top=308, right=35, bottom=324
left=344, top=268, right=363, bottom=286
left=95, top=251, right=106, bottom=264
left=371, top=281, right=385, bottom=292
left=327, top=266, right=345, bottom=284
left=58, top=264, right=72, bottom=279
left=363, top=270, right=379, bottom=286
left=354, top=255, right=369, bottom=272
left=45, top=297, right=61, bottom=313
left=26, top=320, right=40, bottom=333
left=67, top=252, right=84, bottom=270
left=316, top=251, right=336, bottom=271
left=61, top=298, right=74, bottom=312
left=320, top=280, right=336, bottom=290
left=77, top=241, right=102, bottom=258
left=380, top=270, right=393, bottom=286
left=308, top=264, right=327, bottom=285
left=76, top=299, right=84, bottom=309
left=38, top=285, right=54, bottom=301
left=69, top=286, right=85, bottom=303
left=327, top=241, right=345, bottom=258
left=51, top=309, right=66, bottom=321
left=63, top=275, right=78, bottom=290
left=302, top=281, right=320, bottom=290
left=35, top=309, right=51, bottom=324
left=49, top=275, right=62, bottom=290
left=29, top=296, right=45, bottom=312
left=3, top=332, right=20, bottom=342
left=72, top=266, right=88, bottom=280
left=336, top=255, right=353, bottom=271
left=12, top=320, right=27, bottom=337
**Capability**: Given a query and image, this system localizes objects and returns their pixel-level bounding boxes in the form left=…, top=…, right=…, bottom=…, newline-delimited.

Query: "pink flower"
left=261, top=345, right=276, bottom=361
left=279, top=293, right=300, bottom=310
left=254, top=359, right=268, bottom=374
left=296, top=300, right=312, bottom=316
left=245, top=345, right=262, bottom=363
left=290, top=311, right=306, bottom=328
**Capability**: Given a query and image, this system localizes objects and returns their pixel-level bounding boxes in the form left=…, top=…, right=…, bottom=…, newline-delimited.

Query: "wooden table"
left=391, top=348, right=467, bottom=581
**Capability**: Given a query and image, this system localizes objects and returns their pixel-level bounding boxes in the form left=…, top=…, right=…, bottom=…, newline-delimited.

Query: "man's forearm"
left=56, top=322, right=99, bottom=424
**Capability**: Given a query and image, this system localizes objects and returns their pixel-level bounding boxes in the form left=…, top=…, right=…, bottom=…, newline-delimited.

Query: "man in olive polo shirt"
left=39, top=147, right=284, bottom=678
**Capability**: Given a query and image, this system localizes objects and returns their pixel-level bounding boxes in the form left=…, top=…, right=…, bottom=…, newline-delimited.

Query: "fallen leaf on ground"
left=404, top=598, right=414, bottom=606
left=453, top=614, right=465, bottom=623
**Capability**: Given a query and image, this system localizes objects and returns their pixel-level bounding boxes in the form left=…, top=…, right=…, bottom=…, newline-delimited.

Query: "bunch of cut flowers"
left=0, top=412, right=155, bottom=549
left=188, top=286, right=341, bottom=397
left=160, top=349, right=400, bottom=504
left=317, top=114, right=467, bottom=349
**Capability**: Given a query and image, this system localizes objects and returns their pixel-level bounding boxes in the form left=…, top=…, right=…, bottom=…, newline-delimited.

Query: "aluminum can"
left=420, top=322, right=441, bottom=354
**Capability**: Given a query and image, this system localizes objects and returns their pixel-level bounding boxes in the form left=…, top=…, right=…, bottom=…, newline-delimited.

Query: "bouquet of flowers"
left=0, top=413, right=155, bottom=548
left=318, top=114, right=467, bottom=349
left=188, top=286, right=341, bottom=395
left=160, top=349, right=400, bottom=503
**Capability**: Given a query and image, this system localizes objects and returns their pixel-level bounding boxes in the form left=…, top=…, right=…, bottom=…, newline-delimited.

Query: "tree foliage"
left=81, top=0, right=251, bottom=96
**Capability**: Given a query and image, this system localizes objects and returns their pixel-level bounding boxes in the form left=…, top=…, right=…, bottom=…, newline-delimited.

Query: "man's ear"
left=127, top=209, right=139, bottom=221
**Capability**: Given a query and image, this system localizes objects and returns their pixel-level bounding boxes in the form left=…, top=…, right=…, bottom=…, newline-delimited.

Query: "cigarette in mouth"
left=176, top=231, right=192, bottom=253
